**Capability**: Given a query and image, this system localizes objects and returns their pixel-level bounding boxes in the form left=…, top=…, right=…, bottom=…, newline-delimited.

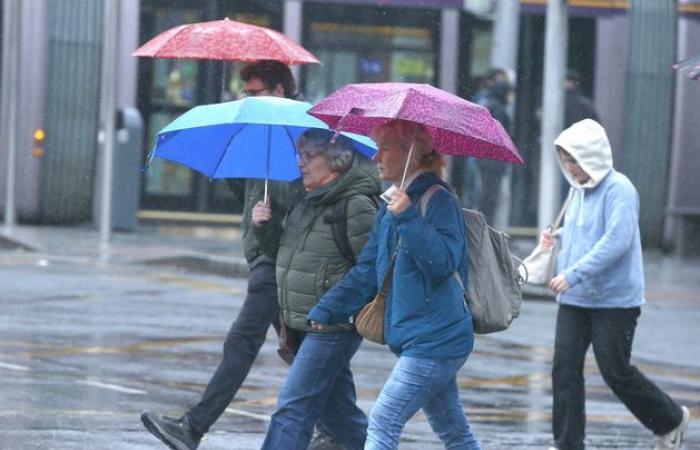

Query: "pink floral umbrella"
left=307, top=82, right=523, bottom=165
left=133, top=18, right=319, bottom=65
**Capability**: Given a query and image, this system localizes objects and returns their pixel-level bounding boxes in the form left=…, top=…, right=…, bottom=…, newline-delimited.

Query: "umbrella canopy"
left=308, top=82, right=523, bottom=164
left=150, top=96, right=376, bottom=181
left=133, top=18, right=320, bottom=65
left=673, top=54, right=700, bottom=81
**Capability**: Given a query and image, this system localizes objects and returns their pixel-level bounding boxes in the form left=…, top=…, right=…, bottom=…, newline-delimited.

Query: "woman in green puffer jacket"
left=252, top=128, right=380, bottom=450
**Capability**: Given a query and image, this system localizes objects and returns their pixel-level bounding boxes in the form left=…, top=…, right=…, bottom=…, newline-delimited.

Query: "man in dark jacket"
left=564, top=70, right=599, bottom=129
left=140, top=60, right=308, bottom=450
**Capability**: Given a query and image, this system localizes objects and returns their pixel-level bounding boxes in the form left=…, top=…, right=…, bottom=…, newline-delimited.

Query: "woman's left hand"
left=388, top=188, right=411, bottom=214
left=309, top=320, right=327, bottom=331
left=549, top=274, right=570, bottom=294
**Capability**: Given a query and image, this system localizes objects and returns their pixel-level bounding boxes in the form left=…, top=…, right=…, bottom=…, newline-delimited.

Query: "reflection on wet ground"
left=1, top=259, right=698, bottom=449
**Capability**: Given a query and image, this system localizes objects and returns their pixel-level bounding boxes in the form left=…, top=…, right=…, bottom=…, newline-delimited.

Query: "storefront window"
left=151, top=59, right=198, bottom=107
left=144, top=112, right=193, bottom=197
left=138, top=1, right=280, bottom=212
left=302, top=6, right=438, bottom=103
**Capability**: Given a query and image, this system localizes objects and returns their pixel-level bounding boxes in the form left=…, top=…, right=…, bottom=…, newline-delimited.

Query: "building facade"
left=1, top=0, right=699, bottom=251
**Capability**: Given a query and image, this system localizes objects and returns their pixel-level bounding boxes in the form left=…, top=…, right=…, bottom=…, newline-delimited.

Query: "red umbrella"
left=673, top=54, right=700, bottom=81
left=308, top=82, right=523, bottom=165
left=133, top=18, right=320, bottom=65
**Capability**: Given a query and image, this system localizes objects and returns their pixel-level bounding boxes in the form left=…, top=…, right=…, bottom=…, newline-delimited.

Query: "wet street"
left=2, top=251, right=699, bottom=449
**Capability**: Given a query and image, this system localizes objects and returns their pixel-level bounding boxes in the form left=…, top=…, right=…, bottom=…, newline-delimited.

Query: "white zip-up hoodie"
left=553, top=119, right=645, bottom=308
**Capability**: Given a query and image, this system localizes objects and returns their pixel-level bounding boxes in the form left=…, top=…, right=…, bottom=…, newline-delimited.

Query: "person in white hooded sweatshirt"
left=540, top=119, right=690, bottom=450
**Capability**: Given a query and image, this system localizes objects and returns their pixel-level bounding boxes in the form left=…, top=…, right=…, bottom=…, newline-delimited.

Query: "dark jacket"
left=308, top=172, right=474, bottom=359
left=259, top=156, right=381, bottom=331
left=564, top=88, right=600, bottom=129
left=228, top=178, right=303, bottom=268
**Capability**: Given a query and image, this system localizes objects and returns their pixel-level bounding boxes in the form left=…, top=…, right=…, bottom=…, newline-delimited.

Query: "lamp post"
left=98, top=0, right=121, bottom=249
left=2, top=0, right=21, bottom=233
left=538, top=0, right=568, bottom=231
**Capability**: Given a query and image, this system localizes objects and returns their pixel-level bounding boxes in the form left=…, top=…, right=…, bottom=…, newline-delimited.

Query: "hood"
left=554, top=118, right=612, bottom=189
left=306, top=152, right=381, bottom=205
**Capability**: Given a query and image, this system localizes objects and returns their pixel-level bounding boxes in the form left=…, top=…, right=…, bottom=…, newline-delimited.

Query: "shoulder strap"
left=329, top=194, right=381, bottom=265
left=418, top=184, right=466, bottom=289
left=329, top=197, right=355, bottom=265
left=419, top=184, right=447, bottom=217
left=551, top=188, right=574, bottom=230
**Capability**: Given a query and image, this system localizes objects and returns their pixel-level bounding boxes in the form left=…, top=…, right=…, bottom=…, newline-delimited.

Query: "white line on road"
left=76, top=379, right=147, bottom=395
left=0, top=361, right=30, bottom=371
left=225, top=407, right=271, bottom=422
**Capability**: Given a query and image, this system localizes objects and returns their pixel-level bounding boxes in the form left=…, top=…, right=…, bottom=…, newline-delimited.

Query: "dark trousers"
left=186, top=262, right=280, bottom=435
left=552, top=304, right=682, bottom=450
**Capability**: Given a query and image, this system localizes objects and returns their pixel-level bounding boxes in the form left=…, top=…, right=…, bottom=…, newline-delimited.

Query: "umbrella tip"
left=330, top=130, right=340, bottom=144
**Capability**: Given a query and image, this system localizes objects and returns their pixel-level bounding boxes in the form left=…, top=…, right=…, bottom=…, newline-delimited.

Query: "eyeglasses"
left=297, top=150, right=322, bottom=164
left=242, top=87, right=270, bottom=97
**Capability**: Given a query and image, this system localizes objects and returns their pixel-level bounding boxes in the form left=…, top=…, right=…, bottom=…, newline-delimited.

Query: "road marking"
left=0, top=361, right=30, bottom=371
left=76, top=380, right=147, bottom=395
left=225, top=407, right=271, bottom=422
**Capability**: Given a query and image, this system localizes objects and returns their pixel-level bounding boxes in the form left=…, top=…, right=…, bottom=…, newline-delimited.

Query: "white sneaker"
left=653, top=405, right=691, bottom=450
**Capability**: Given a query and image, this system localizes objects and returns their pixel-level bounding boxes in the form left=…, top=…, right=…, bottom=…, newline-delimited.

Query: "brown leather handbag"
left=355, top=250, right=397, bottom=345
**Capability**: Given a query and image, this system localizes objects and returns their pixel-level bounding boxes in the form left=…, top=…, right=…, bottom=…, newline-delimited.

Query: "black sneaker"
left=308, top=428, right=346, bottom=450
left=140, top=411, right=201, bottom=450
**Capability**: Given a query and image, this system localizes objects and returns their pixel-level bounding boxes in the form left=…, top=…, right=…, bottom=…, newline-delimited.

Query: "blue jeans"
left=262, top=331, right=368, bottom=450
left=366, top=355, right=481, bottom=450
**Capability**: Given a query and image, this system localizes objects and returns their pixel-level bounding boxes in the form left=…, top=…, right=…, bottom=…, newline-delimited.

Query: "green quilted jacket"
left=259, top=156, right=380, bottom=331
left=229, top=178, right=303, bottom=267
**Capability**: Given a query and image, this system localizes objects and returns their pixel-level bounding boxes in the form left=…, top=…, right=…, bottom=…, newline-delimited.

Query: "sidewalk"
left=2, top=222, right=700, bottom=306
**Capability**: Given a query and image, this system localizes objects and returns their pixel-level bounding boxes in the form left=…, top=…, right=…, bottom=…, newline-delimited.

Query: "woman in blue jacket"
left=308, top=120, right=481, bottom=450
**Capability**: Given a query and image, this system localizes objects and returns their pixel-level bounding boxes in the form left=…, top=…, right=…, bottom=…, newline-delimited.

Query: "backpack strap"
left=418, top=184, right=445, bottom=216
left=327, top=194, right=382, bottom=265
left=418, top=184, right=466, bottom=290
left=328, top=197, right=355, bottom=265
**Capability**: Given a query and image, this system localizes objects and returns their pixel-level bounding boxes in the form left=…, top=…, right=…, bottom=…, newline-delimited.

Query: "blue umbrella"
left=149, top=96, right=377, bottom=201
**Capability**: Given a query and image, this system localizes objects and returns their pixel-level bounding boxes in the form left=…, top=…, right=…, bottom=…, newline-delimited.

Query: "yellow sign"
left=520, top=0, right=629, bottom=10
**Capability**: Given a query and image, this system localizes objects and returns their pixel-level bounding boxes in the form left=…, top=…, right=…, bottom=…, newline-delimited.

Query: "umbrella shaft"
left=400, top=142, right=415, bottom=190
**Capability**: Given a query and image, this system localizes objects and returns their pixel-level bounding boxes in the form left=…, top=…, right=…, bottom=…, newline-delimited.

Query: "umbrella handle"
left=264, top=178, right=268, bottom=204
left=399, top=124, right=419, bottom=190
left=400, top=141, right=415, bottom=190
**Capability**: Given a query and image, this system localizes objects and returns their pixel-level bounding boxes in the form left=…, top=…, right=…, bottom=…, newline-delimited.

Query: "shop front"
left=135, top=0, right=488, bottom=218
left=137, top=0, right=282, bottom=216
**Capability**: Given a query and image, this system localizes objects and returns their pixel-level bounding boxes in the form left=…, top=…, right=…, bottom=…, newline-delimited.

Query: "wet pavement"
left=1, top=224, right=699, bottom=449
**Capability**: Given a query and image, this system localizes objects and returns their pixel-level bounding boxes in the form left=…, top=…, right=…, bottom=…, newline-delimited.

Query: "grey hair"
left=297, top=129, right=355, bottom=173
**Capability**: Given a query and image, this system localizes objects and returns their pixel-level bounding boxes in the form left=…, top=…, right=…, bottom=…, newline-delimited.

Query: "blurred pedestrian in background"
left=540, top=119, right=691, bottom=450
left=255, top=129, right=381, bottom=450
left=564, top=69, right=599, bottom=129
left=308, top=120, right=482, bottom=450
left=477, top=78, right=514, bottom=225
left=464, top=68, right=512, bottom=214
left=140, top=60, right=308, bottom=450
